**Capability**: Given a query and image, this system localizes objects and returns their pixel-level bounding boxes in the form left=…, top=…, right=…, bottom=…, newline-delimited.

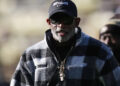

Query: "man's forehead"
left=100, top=26, right=108, bottom=33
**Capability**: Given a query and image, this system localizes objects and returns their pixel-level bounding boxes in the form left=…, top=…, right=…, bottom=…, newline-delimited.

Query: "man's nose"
left=57, top=23, right=65, bottom=28
left=104, top=37, right=112, bottom=45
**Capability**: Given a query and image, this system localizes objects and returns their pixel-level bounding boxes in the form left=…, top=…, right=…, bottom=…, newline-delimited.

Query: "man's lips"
left=59, top=32, right=65, bottom=36
left=57, top=31, right=67, bottom=36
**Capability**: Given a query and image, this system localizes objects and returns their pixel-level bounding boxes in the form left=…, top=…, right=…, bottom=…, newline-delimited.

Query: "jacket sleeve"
left=100, top=55, right=120, bottom=86
left=10, top=53, right=34, bottom=86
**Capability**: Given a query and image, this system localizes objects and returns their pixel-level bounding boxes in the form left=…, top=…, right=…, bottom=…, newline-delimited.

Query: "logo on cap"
left=53, top=1, right=68, bottom=7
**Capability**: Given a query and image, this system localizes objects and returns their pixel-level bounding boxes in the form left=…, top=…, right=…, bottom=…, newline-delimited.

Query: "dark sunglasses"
left=50, top=16, right=74, bottom=25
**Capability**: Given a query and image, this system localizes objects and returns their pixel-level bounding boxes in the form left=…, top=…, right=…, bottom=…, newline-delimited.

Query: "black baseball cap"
left=48, top=0, right=77, bottom=18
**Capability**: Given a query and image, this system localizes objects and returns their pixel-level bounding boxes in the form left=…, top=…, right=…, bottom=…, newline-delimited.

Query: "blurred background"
left=0, top=0, right=120, bottom=85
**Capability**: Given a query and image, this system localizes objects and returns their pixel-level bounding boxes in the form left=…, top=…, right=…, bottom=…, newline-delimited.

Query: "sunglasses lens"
left=50, top=19, right=57, bottom=24
left=50, top=18, right=74, bottom=25
left=64, top=18, right=73, bottom=25
left=50, top=18, right=73, bottom=25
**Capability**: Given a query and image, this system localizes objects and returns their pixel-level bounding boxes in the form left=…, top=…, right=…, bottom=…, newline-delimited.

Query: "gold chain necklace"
left=58, top=46, right=74, bottom=81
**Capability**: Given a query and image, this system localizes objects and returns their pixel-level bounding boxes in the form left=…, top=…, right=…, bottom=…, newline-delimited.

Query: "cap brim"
left=49, top=10, right=73, bottom=18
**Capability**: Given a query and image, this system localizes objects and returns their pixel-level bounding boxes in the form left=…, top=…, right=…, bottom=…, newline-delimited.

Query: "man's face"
left=100, top=26, right=120, bottom=51
left=47, top=13, right=80, bottom=43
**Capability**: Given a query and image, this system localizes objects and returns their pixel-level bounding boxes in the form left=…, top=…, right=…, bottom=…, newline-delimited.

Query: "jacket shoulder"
left=81, top=33, right=113, bottom=60
left=26, top=39, right=48, bottom=53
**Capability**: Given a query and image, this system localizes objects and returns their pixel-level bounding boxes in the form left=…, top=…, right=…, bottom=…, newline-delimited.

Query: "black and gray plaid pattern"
left=10, top=28, right=120, bottom=86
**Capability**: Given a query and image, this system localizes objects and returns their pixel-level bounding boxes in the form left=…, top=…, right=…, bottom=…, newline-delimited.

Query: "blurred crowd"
left=0, top=0, right=120, bottom=86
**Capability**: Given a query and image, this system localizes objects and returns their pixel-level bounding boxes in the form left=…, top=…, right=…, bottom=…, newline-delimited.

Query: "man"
left=10, top=0, right=120, bottom=86
left=99, top=19, right=120, bottom=63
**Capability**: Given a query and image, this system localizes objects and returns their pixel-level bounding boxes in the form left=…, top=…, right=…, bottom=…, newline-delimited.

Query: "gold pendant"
left=60, top=72, right=65, bottom=81
left=59, top=62, right=65, bottom=81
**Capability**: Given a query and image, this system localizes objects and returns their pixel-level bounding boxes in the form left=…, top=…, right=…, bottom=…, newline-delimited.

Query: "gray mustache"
left=56, top=29, right=68, bottom=33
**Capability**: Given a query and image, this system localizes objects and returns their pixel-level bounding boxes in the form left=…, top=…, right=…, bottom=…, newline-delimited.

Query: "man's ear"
left=75, top=17, right=80, bottom=27
left=46, top=18, right=51, bottom=25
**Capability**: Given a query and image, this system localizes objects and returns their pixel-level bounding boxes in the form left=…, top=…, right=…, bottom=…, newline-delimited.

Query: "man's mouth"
left=57, top=31, right=67, bottom=36
left=59, top=32, right=65, bottom=36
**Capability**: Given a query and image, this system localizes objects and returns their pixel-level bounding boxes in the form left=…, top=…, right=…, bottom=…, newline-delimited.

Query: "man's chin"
left=57, top=38, right=69, bottom=43
left=57, top=39, right=67, bottom=43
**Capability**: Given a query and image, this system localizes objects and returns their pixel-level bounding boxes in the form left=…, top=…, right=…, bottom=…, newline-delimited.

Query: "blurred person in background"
left=99, top=19, right=120, bottom=64
left=10, top=0, right=120, bottom=86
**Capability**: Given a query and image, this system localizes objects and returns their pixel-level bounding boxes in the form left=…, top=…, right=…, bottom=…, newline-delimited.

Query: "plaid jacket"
left=10, top=28, right=120, bottom=86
